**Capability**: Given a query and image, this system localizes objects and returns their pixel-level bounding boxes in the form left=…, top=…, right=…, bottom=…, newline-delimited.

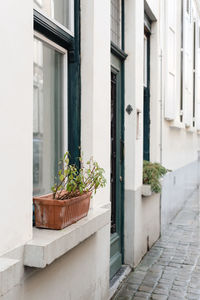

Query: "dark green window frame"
left=34, top=1, right=81, bottom=166
left=110, top=0, right=127, bottom=275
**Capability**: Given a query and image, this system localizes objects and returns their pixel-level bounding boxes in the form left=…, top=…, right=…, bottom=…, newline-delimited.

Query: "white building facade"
left=0, top=0, right=200, bottom=299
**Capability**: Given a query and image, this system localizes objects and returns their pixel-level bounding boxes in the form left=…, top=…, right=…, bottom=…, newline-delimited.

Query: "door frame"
left=143, top=22, right=151, bottom=161
left=110, top=47, right=126, bottom=279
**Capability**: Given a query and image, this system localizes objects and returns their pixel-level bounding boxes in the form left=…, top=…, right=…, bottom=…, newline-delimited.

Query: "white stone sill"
left=0, top=258, right=20, bottom=296
left=142, top=184, right=162, bottom=198
left=141, top=184, right=152, bottom=197
left=170, top=122, right=199, bottom=134
left=186, top=127, right=195, bottom=134
left=24, top=207, right=110, bottom=268
left=169, top=121, right=185, bottom=129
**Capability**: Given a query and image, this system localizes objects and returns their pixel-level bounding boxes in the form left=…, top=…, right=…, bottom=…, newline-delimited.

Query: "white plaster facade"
left=0, top=0, right=200, bottom=299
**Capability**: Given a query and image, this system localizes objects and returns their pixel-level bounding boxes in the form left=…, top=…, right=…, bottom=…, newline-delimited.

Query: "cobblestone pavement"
left=113, top=190, right=200, bottom=300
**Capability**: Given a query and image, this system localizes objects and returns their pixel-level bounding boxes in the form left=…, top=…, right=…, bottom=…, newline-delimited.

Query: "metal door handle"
left=119, top=176, right=123, bottom=182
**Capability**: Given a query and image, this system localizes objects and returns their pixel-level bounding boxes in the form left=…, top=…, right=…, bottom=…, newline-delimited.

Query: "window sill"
left=24, top=207, right=110, bottom=268
left=186, top=127, right=195, bottom=134
left=142, top=184, right=152, bottom=197
left=169, top=121, right=185, bottom=129
left=0, top=258, right=20, bottom=296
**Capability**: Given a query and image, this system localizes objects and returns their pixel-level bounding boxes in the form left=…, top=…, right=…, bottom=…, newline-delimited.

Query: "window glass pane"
left=33, top=37, right=64, bottom=196
left=186, top=0, right=190, bottom=14
left=34, top=0, right=73, bottom=32
left=111, top=0, right=121, bottom=47
left=144, top=35, right=147, bottom=87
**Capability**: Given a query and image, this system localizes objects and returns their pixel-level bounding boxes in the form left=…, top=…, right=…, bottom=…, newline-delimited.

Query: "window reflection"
left=34, top=0, right=72, bottom=31
left=111, top=0, right=121, bottom=48
left=33, top=38, right=63, bottom=196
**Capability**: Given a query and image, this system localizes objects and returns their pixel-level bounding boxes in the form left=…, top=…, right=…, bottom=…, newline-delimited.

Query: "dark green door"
left=110, top=55, right=124, bottom=279
left=143, top=30, right=150, bottom=161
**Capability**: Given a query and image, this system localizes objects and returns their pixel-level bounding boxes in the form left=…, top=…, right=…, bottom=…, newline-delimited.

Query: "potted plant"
left=142, top=160, right=169, bottom=196
left=33, top=152, right=106, bottom=230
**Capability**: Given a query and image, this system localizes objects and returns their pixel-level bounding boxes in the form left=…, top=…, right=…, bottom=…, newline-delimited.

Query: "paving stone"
left=189, top=282, right=200, bottom=289
left=117, top=287, right=134, bottom=297
left=155, top=284, right=171, bottom=291
left=126, top=275, right=144, bottom=285
left=186, top=293, right=200, bottom=300
left=169, top=290, right=186, bottom=298
left=133, top=291, right=151, bottom=299
left=133, top=297, right=149, bottom=300
left=138, top=285, right=154, bottom=293
left=141, top=280, right=157, bottom=288
left=158, top=278, right=173, bottom=285
left=188, top=288, right=200, bottom=295
left=161, top=273, right=176, bottom=280
left=150, top=295, right=168, bottom=300
left=126, top=283, right=139, bottom=291
left=114, top=296, right=133, bottom=300
left=173, top=280, right=188, bottom=286
left=112, top=191, right=200, bottom=300
left=168, top=296, right=185, bottom=300
left=171, top=285, right=187, bottom=293
left=153, top=288, right=169, bottom=296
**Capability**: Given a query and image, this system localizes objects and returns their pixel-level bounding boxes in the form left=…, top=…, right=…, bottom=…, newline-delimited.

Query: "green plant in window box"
left=143, top=160, right=170, bottom=193
left=52, top=152, right=106, bottom=199
left=33, top=152, right=106, bottom=230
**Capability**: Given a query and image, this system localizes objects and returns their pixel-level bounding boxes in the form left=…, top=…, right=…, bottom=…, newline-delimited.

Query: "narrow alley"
left=113, top=190, right=200, bottom=300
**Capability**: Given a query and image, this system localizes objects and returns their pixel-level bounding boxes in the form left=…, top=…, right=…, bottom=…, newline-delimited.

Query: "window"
left=111, top=0, right=121, bottom=48
left=199, top=26, right=200, bottom=48
left=33, top=35, right=67, bottom=195
left=33, top=1, right=80, bottom=197
left=143, top=35, right=147, bottom=87
left=186, top=0, right=190, bottom=14
left=34, top=0, right=74, bottom=34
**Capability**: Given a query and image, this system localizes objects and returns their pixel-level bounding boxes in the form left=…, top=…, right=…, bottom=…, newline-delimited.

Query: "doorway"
left=143, top=23, right=151, bottom=161
left=110, top=55, right=124, bottom=279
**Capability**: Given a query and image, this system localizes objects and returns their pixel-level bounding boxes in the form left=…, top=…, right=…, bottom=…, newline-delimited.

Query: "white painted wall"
left=145, top=0, right=159, bottom=19
left=124, top=0, right=200, bottom=267
left=1, top=224, right=110, bottom=300
left=0, top=1, right=111, bottom=299
left=162, top=125, right=200, bottom=170
left=0, top=0, right=33, bottom=255
left=161, top=0, right=200, bottom=170
left=1, top=1, right=200, bottom=298
left=134, top=193, right=160, bottom=266
left=123, top=0, right=144, bottom=267
left=124, top=0, right=144, bottom=192
left=161, top=161, right=200, bottom=232
left=149, top=0, right=200, bottom=238
left=81, top=0, right=111, bottom=208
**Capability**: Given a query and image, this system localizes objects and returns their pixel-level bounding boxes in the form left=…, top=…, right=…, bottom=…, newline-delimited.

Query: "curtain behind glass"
left=33, top=38, right=63, bottom=196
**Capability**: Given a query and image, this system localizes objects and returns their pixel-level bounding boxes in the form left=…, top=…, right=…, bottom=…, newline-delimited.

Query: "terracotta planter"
left=33, top=191, right=92, bottom=230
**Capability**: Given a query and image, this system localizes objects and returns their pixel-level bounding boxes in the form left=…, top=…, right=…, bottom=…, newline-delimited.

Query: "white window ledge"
left=24, top=207, right=110, bottom=268
left=170, top=121, right=185, bottom=129
left=142, top=184, right=152, bottom=197
left=0, top=258, right=20, bottom=296
left=186, top=127, right=195, bottom=134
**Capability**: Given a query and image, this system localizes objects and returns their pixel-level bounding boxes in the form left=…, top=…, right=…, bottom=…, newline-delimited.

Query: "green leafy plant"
left=143, top=160, right=170, bottom=193
left=51, top=152, right=106, bottom=200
